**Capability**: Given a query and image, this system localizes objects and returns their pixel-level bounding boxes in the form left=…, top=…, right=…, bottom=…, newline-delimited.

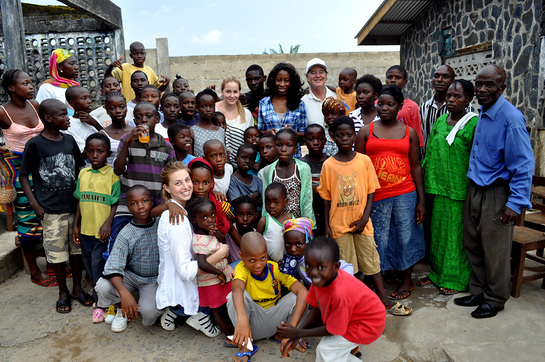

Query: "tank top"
left=1, top=101, right=44, bottom=153
left=366, top=122, right=415, bottom=201
left=263, top=213, right=288, bottom=262
left=273, top=163, right=301, bottom=217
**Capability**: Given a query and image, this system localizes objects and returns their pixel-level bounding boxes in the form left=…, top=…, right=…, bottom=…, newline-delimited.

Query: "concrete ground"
left=1, top=240, right=544, bottom=361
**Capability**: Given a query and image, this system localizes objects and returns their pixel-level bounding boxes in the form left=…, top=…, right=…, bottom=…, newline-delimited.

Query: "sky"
left=27, top=0, right=398, bottom=56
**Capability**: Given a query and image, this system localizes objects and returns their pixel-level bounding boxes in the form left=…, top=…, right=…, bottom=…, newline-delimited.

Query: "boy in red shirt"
left=277, top=237, right=386, bottom=361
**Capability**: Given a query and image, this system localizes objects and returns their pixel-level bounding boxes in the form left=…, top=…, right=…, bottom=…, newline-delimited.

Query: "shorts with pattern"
left=43, top=213, right=80, bottom=263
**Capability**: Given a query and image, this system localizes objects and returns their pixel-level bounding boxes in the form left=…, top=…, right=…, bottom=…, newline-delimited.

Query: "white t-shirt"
left=301, top=87, right=337, bottom=127
left=214, top=163, right=233, bottom=195
left=90, top=106, right=135, bottom=128
left=36, top=83, right=68, bottom=105
left=64, top=116, right=98, bottom=152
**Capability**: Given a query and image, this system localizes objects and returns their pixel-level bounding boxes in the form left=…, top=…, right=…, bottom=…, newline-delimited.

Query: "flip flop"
left=389, top=289, right=415, bottom=300
left=224, top=339, right=238, bottom=348
left=35, top=277, right=58, bottom=287
left=387, top=302, right=413, bottom=316
left=70, top=292, right=94, bottom=307
left=47, top=268, right=73, bottom=278
left=439, top=288, right=460, bottom=295
left=416, top=276, right=435, bottom=287
left=56, top=298, right=72, bottom=314
left=235, top=345, right=258, bottom=362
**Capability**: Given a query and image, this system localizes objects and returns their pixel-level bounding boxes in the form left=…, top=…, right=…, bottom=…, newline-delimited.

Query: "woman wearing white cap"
left=301, top=58, right=337, bottom=127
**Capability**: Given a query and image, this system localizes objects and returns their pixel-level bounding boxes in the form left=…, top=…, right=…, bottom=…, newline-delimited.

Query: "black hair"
left=101, top=75, right=119, bottom=89
left=244, top=126, right=261, bottom=138
left=203, top=139, right=225, bottom=154
left=355, top=74, right=383, bottom=95
left=173, top=76, right=188, bottom=84
left=179, top=91, right=195, bottom=100
left=340, top=68, right=357, bottom=78
left=265, top=62, right=304, bottom=111
left=131, top=70, right=148, bottom=81
left=379, top=84, right=404, bottom=104
left=330, top=115, right=355, bottom=134
left=133, top=101, right=158, bottom=115
left=65, top=85, right=87, bottom=102
left=265, top=182, right=287, bottom=199
left=85, top=132, right=111, bottom=151
left=450, top=79, right=474, bottom=99
left=246, top=64, right=265, bottom=76
left=196, top=88, right=217, bottom=104
left=232, top=195, right=258, bottom=213
left=211, top=111, right=225, bottom=122
left=160, top=92, right=180, bottom=105
left=105, top=91, right=126, bottom=105
left=1, top=69, right=25, bottom=93
left=186, top=196, right=215, bottom=219
left=127, top=184, right=151, bottom=199
left=260, top=133, right=275, bottom=142
left=236, top=143, right=257, bottom=157
left=305, top=237, right=340, bottom=263
left=275, top=127, right=298, bottom=143
left=38, top=99, right=65, bottom=121
left=386, top=65, right=408, bottom=80
left=129, top=41, right=145, bottom=52
left=141, top=84, right=160, bottom=96
left=167, top=123, right=191, bottom=141
left=304, top=123, right=325, bottom=137
left=189, top=159, right=213, bottom=178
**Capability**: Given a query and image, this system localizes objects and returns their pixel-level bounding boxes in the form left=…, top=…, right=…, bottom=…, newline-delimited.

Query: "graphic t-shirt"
left=317, top=153, right=379, bottom=238
left=20, top=134, right=85, bottom=214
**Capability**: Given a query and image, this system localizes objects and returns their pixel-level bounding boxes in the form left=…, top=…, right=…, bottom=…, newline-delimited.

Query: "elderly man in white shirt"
left=302, top=58, right=337, bottom=127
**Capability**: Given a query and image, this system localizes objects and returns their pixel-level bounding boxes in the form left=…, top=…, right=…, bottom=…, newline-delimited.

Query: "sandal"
left=439, top=287, right=460, bottom=295
left=235, top=346, right=258, bottom=362
left=70, top=292, right=94, bottom=307
left=416, top=276, right=435, bottom=287
left=224, top=339, right=238, bottom=348
left=56, top=298, right=72, bottom=314
left=34, top=277, right=58, bottom=287
left=387, top=302, right=413, bottom=316
left=46, top=268, right=72, bottom=278
left=389, top=288, right=415, bottom=300
left=294, top=338, right=310, bottom=352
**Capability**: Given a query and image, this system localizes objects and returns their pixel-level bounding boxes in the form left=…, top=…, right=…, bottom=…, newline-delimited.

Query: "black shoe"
left=471, top=303, right=504, bottom=319
left=454, top=294, right=483, bottom=307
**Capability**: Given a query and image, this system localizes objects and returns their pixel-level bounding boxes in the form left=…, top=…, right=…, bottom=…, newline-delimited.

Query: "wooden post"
left=0, top=0, right=27, bottom=69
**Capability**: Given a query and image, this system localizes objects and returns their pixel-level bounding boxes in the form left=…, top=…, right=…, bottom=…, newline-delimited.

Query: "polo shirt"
left=302, top=87, right=336, bottom=127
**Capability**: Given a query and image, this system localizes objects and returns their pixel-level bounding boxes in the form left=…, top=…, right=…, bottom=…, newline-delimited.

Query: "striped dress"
left=224, top=108, right=254, bottom=164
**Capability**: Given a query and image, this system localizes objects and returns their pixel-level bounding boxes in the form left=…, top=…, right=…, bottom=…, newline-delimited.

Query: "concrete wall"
left=127, top=49, right=400, bottom=93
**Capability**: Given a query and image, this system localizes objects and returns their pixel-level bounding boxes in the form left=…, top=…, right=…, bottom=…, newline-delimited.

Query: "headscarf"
left=188, top=157, right=230, bottom=235
left=282, top=217, right=314, bottom=243
left=42, top=49, right=80, bottom=88
left=322, top=97, right=347, bottom=117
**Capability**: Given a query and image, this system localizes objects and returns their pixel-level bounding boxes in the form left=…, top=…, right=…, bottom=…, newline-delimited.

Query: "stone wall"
left=400, top=0, right=542, bottom=127
left=129, top=50, right=399, bottom=93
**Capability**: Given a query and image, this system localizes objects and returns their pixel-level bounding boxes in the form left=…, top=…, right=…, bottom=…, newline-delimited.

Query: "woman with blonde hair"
left=215, top=76, right=253, bottom=164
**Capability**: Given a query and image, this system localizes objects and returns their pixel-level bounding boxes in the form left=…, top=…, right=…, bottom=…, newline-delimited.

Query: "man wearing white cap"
left=302, top=58, right=337, bottom=127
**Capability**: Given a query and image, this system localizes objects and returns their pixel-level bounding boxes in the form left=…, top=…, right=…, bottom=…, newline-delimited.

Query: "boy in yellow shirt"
left=106, top=41, right=169, bottom=101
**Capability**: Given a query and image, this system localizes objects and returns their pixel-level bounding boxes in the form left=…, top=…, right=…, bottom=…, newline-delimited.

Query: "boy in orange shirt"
left=317, top=116, right=411, bottom=316
left=335, top=68, right=357, bottom=114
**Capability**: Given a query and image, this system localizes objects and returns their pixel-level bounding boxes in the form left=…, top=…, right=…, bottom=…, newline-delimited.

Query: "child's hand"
left=350, top=216, right=368, bottom=234
left=29, top=201, right=45, bottom=220
left=280, top=338, right=298, bottom=358
left=72, top=225, right=80, bottom=245
left=217, top=272, right=227, bottom=285
left=120, top=290, right=139, bottom=321
left=212, top=190, right=227, bottom=202
left=227, top=264, right=235, bottom=278
left=168, top=201, right=187, bottom=225
left=127, top=125, right=147, bottom=144
left=98, top=222, right=112, bottom=242
left=75, top=111, right=96, bottom=127
left=415, top=201, right=426, bottom=224
left=276, top=321, right=301, bottom=340
left=324, top=225, right=332, bottom=238
left=159, top=74, right=170, bottom=86
left=113, top=55, right=123, bottom=70
left=217, top=243, right=229, bottom=259
left=233, top=320, right=253, bottom=349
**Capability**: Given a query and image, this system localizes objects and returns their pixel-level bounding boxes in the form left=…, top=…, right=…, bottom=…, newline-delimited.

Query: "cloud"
left=191, top=30, right=223, bottom=45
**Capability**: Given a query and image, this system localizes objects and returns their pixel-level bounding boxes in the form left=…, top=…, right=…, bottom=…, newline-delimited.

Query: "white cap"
left=305, top=58, right=327, bottom=74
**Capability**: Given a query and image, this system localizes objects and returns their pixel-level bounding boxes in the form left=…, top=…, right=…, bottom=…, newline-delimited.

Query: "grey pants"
left=95, top=274, right=163, bottom=326
left=464, top=181, right=513, bottom=307
left=226, top=291, right=296, bottom=340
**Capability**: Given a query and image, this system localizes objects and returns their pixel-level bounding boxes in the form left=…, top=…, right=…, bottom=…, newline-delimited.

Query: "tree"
left=263, top=44, right=301, bottom=54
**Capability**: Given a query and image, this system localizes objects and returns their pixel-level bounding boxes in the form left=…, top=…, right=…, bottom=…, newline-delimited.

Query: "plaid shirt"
left=257, top=96, right=308, bottom=158
left=103, top=219, right=160, bottom=284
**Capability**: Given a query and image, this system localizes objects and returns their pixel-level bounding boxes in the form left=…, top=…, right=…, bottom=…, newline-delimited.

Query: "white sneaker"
left=104, top=305, right=116, bottom=325
left=185, top=312, right=220, bottom=337
left=111, top=308, right=128, bottom=333
left=160, top=308, right=177, bottom=331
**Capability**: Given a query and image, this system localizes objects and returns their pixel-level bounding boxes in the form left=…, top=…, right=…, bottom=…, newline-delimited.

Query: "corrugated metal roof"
left=355, top=0, right=432, bottom=45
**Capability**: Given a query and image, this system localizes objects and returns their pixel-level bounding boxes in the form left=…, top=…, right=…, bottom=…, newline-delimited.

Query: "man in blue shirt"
left=454, top=65, right=534, bottom=318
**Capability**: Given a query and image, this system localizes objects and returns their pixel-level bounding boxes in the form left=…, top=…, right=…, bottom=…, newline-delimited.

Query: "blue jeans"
left=169, top=305, right=210, bottom=317
left=79, top=235, right=107, bottom=300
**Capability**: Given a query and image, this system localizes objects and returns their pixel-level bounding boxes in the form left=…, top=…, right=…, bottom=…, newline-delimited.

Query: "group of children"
left=7, top=41, right=443, bottom=361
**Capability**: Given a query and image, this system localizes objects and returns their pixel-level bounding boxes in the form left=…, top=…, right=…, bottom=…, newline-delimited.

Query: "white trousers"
left=316, top=334, right=360, bottom=362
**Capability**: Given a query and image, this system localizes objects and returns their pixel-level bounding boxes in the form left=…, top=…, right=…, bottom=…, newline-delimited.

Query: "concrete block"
left=0, top=232, right=22, bottom=284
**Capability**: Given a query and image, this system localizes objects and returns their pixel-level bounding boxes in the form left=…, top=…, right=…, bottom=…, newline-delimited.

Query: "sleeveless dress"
left=366, top=122, right=424, bottom=271
left=0, top=101, right=44, bottom=241
left=273, top=164, right=301, bottom=218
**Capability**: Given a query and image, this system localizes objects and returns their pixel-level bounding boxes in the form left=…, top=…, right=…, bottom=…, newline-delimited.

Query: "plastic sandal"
left=235, top=346, right=258, bottom=362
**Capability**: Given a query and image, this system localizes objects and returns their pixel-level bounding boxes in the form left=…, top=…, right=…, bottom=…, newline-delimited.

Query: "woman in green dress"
left=419, top=79, right=478, bottom=294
